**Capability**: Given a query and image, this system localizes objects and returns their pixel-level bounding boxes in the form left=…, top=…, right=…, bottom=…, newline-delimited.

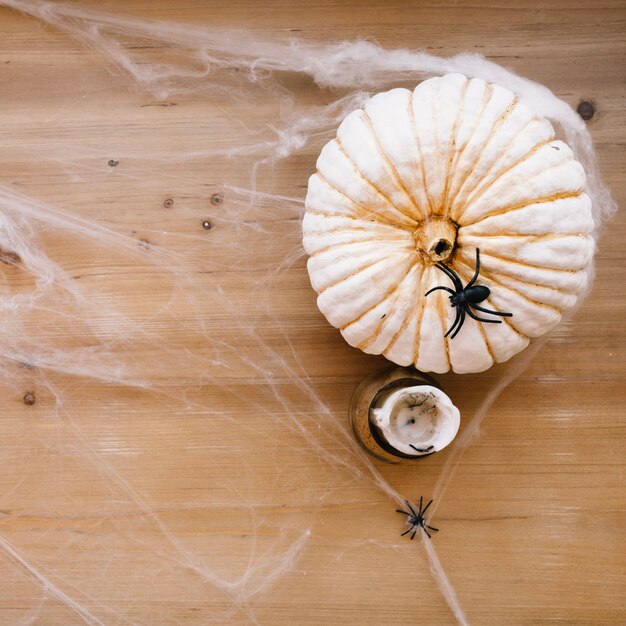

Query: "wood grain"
left=0, top=1, right=624, bottom=624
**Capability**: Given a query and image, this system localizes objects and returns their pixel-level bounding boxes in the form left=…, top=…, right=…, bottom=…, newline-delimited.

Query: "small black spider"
left=396, top=497, right=439, bottom=540
left=425, top=248, right=512, bottom=339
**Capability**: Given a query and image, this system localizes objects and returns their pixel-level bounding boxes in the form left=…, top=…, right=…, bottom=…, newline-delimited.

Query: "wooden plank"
left=0, top=1, right=623, bottom=624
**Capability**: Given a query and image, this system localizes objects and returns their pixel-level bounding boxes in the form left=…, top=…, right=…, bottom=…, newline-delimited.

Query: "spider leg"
left=449, top=308, right=466, bottom=339
left=417, top=496, right=424, bottom=517
left=421, top=499, right=433, bottom=516
left=423, top=527, right=432, bottom=539
left=444, top=306, right=462, bottom=338
left=466, top=248, right=481, bottom=288
left=434, top=261, right=463, bottom=292
left=410, top=530, right=417, bottom=540
left=400, top=528, right=412, bottom=537
left=471, top=303, right=513, bottom=317
left=426, top=525, right=439, bottom=532
left=396, top=509, right=410, bottom=516
left=425, top=285, right=456, bottom=298
left=406, top=500, right=418, bottom=518
left=467, top=308, right=502, bottom=324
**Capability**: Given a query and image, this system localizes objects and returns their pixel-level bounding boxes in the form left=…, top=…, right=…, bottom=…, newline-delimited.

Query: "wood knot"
left=163, top=198, right=174, bottom=209
left=0, top=248, right=21, bottom=266
left=210, top=192, right=224, bottom=206
left=576, top=100, right=596, bottom=121
left=23, top=391, right=36, bottom=406
left=202, top=220, right=213, bottom=231
left=107, top=159, right=119, bottom=167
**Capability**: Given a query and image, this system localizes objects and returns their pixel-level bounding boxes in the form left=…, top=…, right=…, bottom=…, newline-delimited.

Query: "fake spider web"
left=0, top=1, right=618, bottom=624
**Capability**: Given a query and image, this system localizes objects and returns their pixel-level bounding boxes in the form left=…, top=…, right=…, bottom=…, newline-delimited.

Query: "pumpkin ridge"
left=361, top=107, right=425, bottom=219
left=356, top=270, right=410, bottom=350
left=462, top=189, right=584, bottom=226
left=437, top=285, right=452, bottom=371
left=429, top=78, right=446, bottom=212
left=452, top=114, right=541, bottom=213
left=456, top=247, right=589, bottom=293
left=453, top=263, right=528, bottom=340
left=381, top=265, right=425, bottom=356
left=475, top=314, right=497, bottom=363
left=466, top=263, right=584, bottom=295
left=462, top=232, right=586, bottom=240
left=461, top=156, right=577, bottom=224
left=356, top=309, right=391, bottom=350
left=471, top=263, right=577, bottom=300
left=304, top=222, right=411, bottom=237
left=334, top=137, right=417, bottom=224
left=462, top=247, right=584, bottom=273
left=440, top=77, right=471, bottom=213
left=339, top=258, right=417, bottom=331
left=444, top=80, right=492, bottom=208
left=445, top=81, right=494, bottom=215
left=408, top=90, right=436, bottom=215
left=317, top=254, right=406, bottom=295
left=458, top=134, right=556, bottom=216
left=455, top=258, right=563, bottom=314
left=449, top=95, right=520, bottom=221
left=308, top=236, right=411, bottom=258
left=304, top=207, right=414, bottom=232
left=412, top=265, right=432, bottom=365
left=314, top=170, right=413, bottom=229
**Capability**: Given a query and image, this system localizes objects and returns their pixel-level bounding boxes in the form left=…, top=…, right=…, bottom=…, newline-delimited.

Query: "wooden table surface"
left=0, top=1, right=624, bottom=624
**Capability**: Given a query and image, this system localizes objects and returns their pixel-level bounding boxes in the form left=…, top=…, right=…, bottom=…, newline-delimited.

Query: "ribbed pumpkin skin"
left=302, top=73, right=594, bottom=374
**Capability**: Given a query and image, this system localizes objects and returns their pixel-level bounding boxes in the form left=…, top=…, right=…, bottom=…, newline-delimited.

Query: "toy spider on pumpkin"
left=426, top=248, right=512, bottom=339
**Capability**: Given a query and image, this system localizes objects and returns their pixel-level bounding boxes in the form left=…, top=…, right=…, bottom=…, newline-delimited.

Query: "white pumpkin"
left=302, top=73, right=594, bottom=374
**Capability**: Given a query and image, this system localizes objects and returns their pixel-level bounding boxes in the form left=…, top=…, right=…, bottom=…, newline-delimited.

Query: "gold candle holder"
left=349, top=366, right=460, bottom=464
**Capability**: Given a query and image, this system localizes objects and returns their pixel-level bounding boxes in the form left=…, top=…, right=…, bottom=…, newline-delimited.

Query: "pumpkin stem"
left=415, top=217, right=458, bottom=263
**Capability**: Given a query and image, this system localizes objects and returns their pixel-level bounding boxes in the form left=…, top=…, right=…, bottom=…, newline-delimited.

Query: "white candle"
left=370, top=385, right=460, bottom=456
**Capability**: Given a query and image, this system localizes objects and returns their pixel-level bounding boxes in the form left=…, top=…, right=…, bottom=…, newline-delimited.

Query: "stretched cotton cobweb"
left=0, top=1, right=616, bottom=624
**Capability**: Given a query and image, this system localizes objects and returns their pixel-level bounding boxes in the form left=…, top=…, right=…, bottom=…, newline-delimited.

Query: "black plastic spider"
left=425, top=248, right=512, bottom=339
left=396, top=497, right=439, bottom=540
